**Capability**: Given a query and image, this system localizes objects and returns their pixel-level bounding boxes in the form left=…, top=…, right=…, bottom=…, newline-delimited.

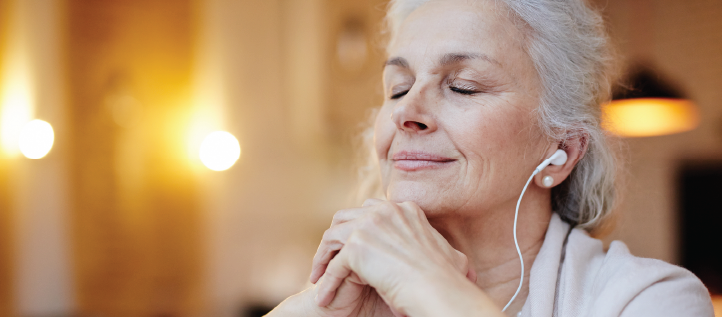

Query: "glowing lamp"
left=603, top=98, right=698, bottom=137
left=19, top=119, right=55, bottom=159
left=603, top=66, right=699, bottom=138
left=199, top=131, right=241, bottom=171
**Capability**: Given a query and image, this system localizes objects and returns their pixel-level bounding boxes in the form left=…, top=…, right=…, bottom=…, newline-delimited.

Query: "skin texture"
left=267, top=0, right=586, bottom=316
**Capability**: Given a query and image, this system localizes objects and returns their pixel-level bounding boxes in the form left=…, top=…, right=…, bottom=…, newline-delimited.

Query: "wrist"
left=405, top=269, right=503, bottom=317
left=266, top=287, right=319, bottom=317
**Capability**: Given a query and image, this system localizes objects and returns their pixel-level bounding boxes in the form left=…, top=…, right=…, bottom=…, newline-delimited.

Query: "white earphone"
left=502, top=149, right=567, bottom=312
left=534, top=149, right=568, bottom=175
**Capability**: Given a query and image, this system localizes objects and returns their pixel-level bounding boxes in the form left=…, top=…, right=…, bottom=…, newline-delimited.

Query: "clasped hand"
left=309, top=199, right=477, bottom=317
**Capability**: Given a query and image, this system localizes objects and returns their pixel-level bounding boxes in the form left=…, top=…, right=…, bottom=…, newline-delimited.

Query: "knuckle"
left=381, top=201, right=396, bottom=210
left=403, top=201, right=423, bottom=215
left=367, top=212, right=384, bottom=226
left=386, top=202, right=404, bottom=216
left=331, top=210, right=346, bottom=224
left=401, top=201, right=417, bottom=208
left=459, top=253, right=469, bottom=265
left=413, top=207, right=424, bottom=218
left=455, top=251, right=469, bottom=268
left=322, top=228, right=333, bottom=240
left=346, top=230, right=363, bottom=248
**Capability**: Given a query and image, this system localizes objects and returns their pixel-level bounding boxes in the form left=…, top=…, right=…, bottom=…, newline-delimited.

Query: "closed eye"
left=449, top=86, right=478, bottom=95
left=390, top=90, right=409, bottom=99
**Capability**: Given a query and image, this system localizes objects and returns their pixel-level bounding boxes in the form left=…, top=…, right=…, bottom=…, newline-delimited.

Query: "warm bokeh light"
left=712, top=295, right=722, bottom=317
left=18, top=119, right=54, bottom=159
left=199, top=131, right=240, bottom=171
left=0, top=44, right=34, bottom=157
left=602, top=98, right=699, bottom=138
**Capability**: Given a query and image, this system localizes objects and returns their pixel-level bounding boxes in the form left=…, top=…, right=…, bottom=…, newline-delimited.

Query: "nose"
left=391, top=87, right=437, bottom=134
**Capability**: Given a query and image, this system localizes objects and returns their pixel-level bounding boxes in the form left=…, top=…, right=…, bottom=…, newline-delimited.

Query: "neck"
left=427, top=186, right=553, bottom=314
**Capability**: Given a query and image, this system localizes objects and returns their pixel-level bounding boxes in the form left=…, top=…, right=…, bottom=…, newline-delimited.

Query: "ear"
left=534, top=134, right=588, bottom=188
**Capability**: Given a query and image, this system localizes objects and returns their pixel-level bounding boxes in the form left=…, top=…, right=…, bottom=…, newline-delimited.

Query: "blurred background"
left=0, top=0, right=720, bottom=316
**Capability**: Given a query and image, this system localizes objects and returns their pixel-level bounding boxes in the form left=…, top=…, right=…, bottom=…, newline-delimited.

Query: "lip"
left=392, top=151, right=456, bottom=171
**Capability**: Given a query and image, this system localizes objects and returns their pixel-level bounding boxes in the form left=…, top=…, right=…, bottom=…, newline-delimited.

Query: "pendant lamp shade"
left=602, top=66, right=699, bottom=138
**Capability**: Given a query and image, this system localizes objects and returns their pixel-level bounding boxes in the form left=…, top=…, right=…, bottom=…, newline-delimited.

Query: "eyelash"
left=388, top=83, right=480, bottom=100
left=449, top=86, right=478, bottom=95
left=390, top=90, right=408, bottom=99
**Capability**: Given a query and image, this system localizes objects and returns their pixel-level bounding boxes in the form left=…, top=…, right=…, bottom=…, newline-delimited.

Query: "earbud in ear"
left=549, top=149, right=568, bottom=166
left=534, top=149, right=568, bottom=175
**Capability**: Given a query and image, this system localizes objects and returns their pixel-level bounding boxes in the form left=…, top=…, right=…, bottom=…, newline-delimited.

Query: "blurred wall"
left=598, top=0, right=722, bottom=264
left=195, top=0, right=385, bottom=314
left=65, top=0, right=204, bottom=315
left=0, top=0, right=73, bottom=316
left=0, top=1, right=15, bottom=315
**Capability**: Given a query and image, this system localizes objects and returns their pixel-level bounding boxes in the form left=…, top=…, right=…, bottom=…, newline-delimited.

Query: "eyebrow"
left=385, top=57, right=409, bottom=68
left=384, top=52, right=500, bottom=69
left=439, top=52, right=500, bottom=67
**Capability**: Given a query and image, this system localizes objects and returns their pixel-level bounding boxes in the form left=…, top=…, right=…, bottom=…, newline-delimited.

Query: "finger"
left=310, top=230, right=342, bottom=283
left=454, top=249, right=473, bottom=271
left=315, top=249, right=353, bottom=307
left=396, top=202, right=454, bottom=258
left=390, top=306, right=407, bottom=317
left=371, top=201, right=415, bottom=233
left=319, top=273, right=366, bottom=312
left=310, top=220, right=358, bottom=283
left=395, top=202, right=472, bottom=282
left=315, top=277, right=342, bottom=308
left=362, top=198, right=385, bottom=207
left=331, top=207, right=367, bottom=226
left=312, top=206, right=382, bottom=283
left=394, top=201, right=431, bottom=234
left=396, top=201, right=426, bottom=221
left=454, top=250, right=477, bottom=283
left=309, top=251, right=335, bottom=284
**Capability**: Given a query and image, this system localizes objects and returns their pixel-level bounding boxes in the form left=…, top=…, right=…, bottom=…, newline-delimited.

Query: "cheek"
left=450, top=108, right=512, bottom=157
left=465, top=100, right=533, bottom=147
left=447, top=106, right=533, bottom=183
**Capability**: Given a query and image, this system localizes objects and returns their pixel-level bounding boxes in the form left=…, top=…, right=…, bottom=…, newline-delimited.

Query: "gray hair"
left=356, top=0, right=618, bottom=230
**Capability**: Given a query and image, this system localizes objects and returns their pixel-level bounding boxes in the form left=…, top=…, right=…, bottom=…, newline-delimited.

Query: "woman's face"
left=375, top=0, right=551, bottom=217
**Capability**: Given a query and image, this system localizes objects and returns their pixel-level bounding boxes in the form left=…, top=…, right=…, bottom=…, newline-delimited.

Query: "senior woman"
left=268, top=0, right=713, bottom=316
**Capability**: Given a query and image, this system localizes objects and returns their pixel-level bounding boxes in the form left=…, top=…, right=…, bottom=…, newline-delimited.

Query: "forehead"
left=387, top=0, right=527, bottom=69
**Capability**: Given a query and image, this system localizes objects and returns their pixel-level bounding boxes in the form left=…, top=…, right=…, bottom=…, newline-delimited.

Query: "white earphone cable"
left=501, top=170, right=538, bottom=312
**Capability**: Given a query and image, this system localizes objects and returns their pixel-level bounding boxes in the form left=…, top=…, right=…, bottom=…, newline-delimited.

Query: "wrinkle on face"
left=375, top=0, right=547, bottom=219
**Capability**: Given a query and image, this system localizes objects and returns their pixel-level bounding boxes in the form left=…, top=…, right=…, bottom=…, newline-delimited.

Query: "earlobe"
left=542, top=175, right=554, bottom=187
left=533, top=149, right=566, bottom=188
left=534, top=135, right=589, bottom=188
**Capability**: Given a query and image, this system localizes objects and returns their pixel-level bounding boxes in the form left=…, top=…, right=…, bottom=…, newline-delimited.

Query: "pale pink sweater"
left=520, top=213, right=714, bottom=317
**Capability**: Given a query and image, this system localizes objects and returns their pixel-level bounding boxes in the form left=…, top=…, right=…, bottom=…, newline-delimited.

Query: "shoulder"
left=564, top=231, right=714, bottom=317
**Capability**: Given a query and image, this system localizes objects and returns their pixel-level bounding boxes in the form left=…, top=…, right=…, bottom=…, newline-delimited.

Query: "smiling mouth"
left=392, top=151, right=456, bottom=171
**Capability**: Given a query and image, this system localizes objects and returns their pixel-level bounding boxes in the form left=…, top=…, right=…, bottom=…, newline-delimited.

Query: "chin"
left=385, top=180, right=450, bottom=216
